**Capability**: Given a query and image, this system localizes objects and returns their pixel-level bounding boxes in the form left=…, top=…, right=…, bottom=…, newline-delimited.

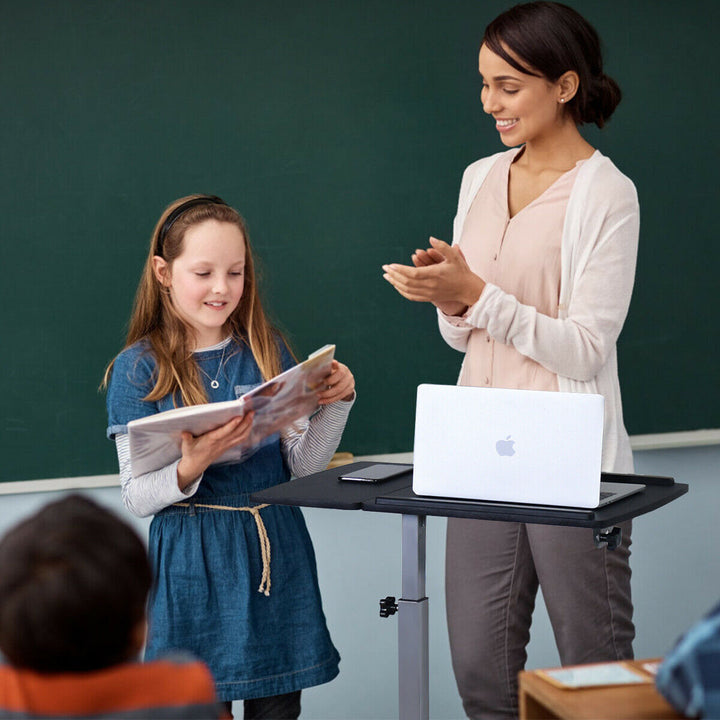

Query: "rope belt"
left=174, top=502, right=272, bottom=596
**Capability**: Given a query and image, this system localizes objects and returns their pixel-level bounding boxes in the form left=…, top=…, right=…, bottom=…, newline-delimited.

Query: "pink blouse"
left=457, top=148, right=584, bottom=391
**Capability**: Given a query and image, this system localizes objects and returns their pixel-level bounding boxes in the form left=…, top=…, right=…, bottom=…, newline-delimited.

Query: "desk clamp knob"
left=379, top=596, right=398, bottom=618
left=593, top=526, right=622, bottom=550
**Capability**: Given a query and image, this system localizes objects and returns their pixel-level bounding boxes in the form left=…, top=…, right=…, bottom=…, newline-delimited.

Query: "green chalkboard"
left=0, top=0, right=717, bottom=482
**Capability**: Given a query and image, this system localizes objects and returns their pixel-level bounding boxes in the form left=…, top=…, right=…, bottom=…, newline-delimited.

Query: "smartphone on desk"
left=339, top=463, right=412, bottom=483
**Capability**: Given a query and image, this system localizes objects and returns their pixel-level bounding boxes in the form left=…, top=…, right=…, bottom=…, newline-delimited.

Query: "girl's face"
left=153, top=219, right=246, bottom=348
left=478, top=43, right=564, bottom=148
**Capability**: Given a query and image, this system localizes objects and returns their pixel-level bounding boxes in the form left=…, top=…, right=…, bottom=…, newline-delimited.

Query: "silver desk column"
left=398, top=513, right=429, bottom=720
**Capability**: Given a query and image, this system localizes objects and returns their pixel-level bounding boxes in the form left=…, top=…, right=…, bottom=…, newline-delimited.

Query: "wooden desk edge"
left=519, top=659, right=685, bottom=720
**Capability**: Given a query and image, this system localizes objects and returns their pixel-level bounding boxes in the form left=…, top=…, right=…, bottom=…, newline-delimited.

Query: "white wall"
left=0, top=444, right=718, bottom=719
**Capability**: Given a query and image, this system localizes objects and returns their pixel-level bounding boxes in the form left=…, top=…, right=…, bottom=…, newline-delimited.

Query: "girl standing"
left=383, top=3, right=637, bottom=717
left=105, top=195, right=355, bottom=719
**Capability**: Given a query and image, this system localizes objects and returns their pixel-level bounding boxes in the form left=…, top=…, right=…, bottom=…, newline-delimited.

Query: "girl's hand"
left=316, top=360, right=355, bottom=405
left=176, top=412, right=254, bottom=490
left=383, top=237, right=485, bottom=316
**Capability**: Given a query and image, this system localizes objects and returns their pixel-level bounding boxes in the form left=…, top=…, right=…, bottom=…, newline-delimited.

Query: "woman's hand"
left=383, top=237, right=485, bottom=315
left=176, top=412, right=254, bottom=490
left=316, top=360, right=355, bottom=405
left=411, top=245, right=469, bottom=316
left=411, top=245, right=445, bottom=268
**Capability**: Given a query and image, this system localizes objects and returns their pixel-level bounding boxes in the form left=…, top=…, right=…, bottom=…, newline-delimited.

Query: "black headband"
left=156, top=195, right=228, bottom=257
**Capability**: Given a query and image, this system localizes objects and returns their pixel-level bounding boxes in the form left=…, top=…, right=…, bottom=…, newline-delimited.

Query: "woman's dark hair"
left=483, top=1, right=621, bottom=127
left=0, top=495, right=152, bottom=673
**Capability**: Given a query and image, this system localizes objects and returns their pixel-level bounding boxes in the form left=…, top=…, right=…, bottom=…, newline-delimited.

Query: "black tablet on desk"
left=339, top=463, right=413, bottom=483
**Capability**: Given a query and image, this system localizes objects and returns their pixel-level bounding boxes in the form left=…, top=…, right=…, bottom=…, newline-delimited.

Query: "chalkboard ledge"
left=630, top=429, right=720, bottom=451
left=0, top=474, right=119, bottom=496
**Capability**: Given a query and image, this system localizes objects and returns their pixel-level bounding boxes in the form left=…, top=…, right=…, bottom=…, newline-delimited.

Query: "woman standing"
left=383, top=3, right=638, bottom=717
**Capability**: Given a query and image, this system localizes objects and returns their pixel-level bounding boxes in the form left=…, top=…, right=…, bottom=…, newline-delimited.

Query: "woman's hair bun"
left=584, top=72, right=622, bottom=128
left=483, top=2, right=623, bottom=128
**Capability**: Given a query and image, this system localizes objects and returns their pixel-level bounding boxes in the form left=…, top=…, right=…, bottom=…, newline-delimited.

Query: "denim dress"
left=106, top=339, right=340, bottom=702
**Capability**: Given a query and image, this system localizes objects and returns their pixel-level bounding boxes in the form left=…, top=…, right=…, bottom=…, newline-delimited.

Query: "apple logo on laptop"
left=496, top=436, right=515, bottom=457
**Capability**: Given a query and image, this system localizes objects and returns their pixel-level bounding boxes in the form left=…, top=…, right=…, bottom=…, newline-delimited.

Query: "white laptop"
left=412, top=384, right=644, bottom=509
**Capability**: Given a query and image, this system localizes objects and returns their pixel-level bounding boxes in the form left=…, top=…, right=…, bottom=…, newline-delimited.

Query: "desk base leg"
left=398, top=597, right=429, bottom=720
left=399, top=514, right=429, bottom=720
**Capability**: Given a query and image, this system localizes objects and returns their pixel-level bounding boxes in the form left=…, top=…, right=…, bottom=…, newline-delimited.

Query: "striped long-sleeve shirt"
left=115, top=397, right=354, bottom=518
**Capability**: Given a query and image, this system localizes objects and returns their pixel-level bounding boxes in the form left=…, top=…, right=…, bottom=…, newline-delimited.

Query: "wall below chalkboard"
left=0, top=445, right=718, bottom=718
left=0, top=0, right=717, bottom=482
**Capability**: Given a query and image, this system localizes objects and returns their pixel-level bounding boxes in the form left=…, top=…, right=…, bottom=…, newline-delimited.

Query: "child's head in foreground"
left=0, top=494, right=152, bottom=673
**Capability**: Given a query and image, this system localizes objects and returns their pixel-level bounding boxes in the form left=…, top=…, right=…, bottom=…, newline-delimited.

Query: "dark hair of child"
left=0, top=495, right=152, bottom=673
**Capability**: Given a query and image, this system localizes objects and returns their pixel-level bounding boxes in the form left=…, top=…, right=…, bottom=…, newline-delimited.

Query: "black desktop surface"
left=251, top=462, right=687, bottom=528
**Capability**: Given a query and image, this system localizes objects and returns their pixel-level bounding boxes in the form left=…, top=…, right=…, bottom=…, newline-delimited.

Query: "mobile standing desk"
left=251, top=462, right=687, bottom=720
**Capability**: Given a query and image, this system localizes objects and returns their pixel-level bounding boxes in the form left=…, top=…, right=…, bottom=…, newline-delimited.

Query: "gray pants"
left=445, top=518, right=634, bottom=719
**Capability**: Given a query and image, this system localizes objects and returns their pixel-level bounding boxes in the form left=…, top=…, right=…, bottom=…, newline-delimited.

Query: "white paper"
left=542, top=663, right=648, bottom=688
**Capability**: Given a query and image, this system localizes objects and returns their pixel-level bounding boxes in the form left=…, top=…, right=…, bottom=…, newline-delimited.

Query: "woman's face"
left=153, top=219, right=246, bottom=348
left=478, top=43, right=564, bottom=148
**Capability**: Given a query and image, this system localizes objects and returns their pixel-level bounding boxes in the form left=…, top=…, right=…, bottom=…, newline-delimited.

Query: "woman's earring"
left=559, top=98, right=566, bottom=103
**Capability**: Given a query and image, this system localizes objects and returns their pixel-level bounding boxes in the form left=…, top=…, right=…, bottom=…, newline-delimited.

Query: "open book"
left=127, top=344, right=335, bottom=477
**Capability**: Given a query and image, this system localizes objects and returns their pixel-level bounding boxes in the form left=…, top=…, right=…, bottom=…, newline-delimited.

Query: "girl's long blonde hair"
left=104, top=195, right=289, bottom=406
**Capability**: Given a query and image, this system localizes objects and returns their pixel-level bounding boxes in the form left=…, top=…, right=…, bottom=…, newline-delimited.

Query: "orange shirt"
left=0, top=658, right=229, bottom=718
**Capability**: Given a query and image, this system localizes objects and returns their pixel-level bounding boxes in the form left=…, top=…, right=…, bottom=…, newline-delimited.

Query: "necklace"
left=197, top=342, right=228, bottom=389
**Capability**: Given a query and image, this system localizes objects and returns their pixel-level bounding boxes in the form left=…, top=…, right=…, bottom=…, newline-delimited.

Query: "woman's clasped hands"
left=382, top=237, right=486, bottom=317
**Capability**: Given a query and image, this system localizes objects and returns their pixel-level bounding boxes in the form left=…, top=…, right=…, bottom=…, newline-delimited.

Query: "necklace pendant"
left=211, top=380, right=220, bottom=389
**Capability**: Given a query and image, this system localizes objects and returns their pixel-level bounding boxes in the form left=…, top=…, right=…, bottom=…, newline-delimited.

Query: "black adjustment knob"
left=594, top=526, right=622, bottom=550
left=379, top=596, right=398, bottom=618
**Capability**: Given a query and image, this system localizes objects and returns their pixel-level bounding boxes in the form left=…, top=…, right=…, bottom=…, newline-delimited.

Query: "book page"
left=238, top=344, right=334, bottom=451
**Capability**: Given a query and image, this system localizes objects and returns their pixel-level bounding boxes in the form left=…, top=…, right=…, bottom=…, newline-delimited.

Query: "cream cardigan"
left=438, top=149, right=638, bottom=473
